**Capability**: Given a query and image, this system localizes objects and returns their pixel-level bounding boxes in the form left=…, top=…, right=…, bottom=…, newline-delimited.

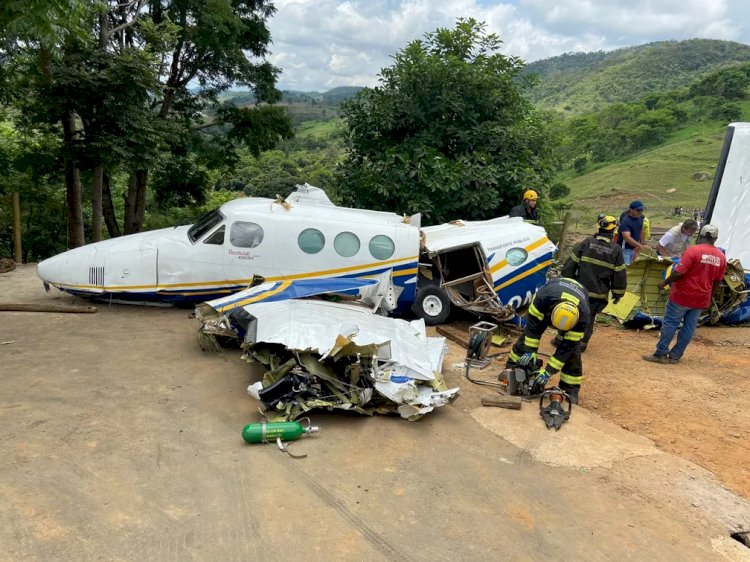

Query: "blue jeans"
left=623, top=248, right=635, bottom=265
left=655, top=299, right=703, bottom=360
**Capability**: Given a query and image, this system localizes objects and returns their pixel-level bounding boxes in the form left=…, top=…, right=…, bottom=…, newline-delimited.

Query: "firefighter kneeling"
left=505, top=277, right=590, bottom=404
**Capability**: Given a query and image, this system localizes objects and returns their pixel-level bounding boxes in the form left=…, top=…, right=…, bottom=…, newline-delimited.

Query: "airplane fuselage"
left=37, top=185, right=556, bottom=312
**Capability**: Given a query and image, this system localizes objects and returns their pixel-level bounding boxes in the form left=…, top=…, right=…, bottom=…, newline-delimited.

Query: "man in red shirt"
left=643, top=224, right=727, bottom=364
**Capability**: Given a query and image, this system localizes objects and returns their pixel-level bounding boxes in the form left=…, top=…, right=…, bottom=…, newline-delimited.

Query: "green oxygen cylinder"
left=241, top=420, right=319, bottom=444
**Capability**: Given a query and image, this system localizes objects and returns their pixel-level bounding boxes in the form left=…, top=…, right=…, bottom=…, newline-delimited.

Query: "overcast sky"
left=265, top=0, right=750, bottom=91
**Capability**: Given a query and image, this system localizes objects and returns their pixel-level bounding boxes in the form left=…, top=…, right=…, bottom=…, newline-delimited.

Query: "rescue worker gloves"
left=598, top=215, right=618, bottom=231
left=534, top=368, right=551, bottom=387
left=523, top=189, right=539, bottom=201
left=551, top=301, right=579, bottom=332
left=517, top=352, right=537, bottom=367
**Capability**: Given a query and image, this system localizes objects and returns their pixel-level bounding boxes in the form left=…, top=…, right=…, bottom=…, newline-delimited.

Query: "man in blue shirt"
left=618, top=200, right=646, bottom=265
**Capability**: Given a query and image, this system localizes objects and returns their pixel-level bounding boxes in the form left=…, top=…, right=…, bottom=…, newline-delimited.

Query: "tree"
left=336, top=19, right=559, bottom=223
left=549, top=182, right=570, bottom=200
left=1, top=0, right=292, bottom=250
left=116, top=0, right=292, bottom=235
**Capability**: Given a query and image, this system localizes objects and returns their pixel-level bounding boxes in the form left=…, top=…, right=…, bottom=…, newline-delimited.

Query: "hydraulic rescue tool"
left=499, top=359, right=547, bottom=397
left=538, top=388, right=573, bottom=430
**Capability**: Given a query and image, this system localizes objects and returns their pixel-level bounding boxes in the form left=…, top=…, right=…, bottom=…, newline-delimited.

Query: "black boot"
left=559, top=381, right=580, bottom=405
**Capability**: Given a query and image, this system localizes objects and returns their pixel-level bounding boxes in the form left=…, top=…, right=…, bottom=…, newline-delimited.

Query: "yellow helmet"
left=523, top=189, right=539, bottom=201
left=551, top=301, right=579, bottom=331
left=598, top=215, right=618, bottom=231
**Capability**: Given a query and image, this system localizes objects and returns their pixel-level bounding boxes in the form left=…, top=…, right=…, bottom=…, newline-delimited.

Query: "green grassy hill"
left=559, top=124, right=728, bottom=230
left=524, top=39, right=750, bottom=113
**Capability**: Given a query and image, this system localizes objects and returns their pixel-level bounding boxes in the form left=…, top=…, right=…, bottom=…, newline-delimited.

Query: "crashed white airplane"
left=37, top=184, right=556, bottom=324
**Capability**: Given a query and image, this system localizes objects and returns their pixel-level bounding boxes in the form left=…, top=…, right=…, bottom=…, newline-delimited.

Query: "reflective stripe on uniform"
left=612, top=289, right=625, bottom=296
left=528, top=303, right=544, bottom=321
left=571, top=254, right=581, bottom=263
left=613, top=263, right=627, bottom=271
left=588, top=291, right=609, bottom=300
left=524, top=336, right=540, bottom=349
left=580, top=256, right=618, bottom=270
left=509, top=350, right=521, bottom=362
left=561, top=292, right=580, bottom=306
left=563, top=330, right=584, bottom=342
left=547, top=356, right=565, bottom=371
left=560, top=372, right=582, bottom=385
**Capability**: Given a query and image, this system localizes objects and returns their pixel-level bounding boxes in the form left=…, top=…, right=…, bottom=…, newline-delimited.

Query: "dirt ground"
left=2, top=264, right=750, bottom=561
left=438, top=319, right=750, bottom=501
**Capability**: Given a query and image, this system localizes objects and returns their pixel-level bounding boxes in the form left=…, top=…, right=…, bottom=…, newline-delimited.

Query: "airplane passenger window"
left=203, top=225, right=225, bottom=245
left=334, top=232, right=360, bottom=257
left=298, top=228, right=325, bottom=254
left=505, top=247, right=528, bottom=266
left=369, top=234, right=395, bottom=260
left=230, top=222, right=264, bottom=248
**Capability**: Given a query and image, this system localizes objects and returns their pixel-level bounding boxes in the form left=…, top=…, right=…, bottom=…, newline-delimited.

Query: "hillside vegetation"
left=5, top=26, right=750, bottom=261
left=523, top=39, right=750, bottom=113
left=560, top=126, right=728, bottom=228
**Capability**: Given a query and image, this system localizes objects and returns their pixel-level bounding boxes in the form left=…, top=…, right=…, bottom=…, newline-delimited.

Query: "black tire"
left=412, top=285, right=451, bottom=325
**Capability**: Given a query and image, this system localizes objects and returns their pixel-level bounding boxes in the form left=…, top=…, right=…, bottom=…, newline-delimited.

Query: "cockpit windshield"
left=187, top=209, right=225, bottom=243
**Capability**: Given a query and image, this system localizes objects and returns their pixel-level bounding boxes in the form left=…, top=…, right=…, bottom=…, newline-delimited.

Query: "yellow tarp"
left=602, top=291, right=641, bottom=321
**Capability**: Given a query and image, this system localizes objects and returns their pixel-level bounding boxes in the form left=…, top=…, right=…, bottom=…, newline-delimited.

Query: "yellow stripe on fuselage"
left=216, top=281, right=293, bottom=313
left=494, top=260, right=554, bottom=292
left=53, top=255, right=419, bottom=293
left=489, top=237, right=551, bottom=276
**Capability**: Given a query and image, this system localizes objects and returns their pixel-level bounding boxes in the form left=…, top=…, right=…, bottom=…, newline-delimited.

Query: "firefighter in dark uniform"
left=560, top=215, right=627, bottom=350
left=505, top=277, right=590, bottom=403
left=509, top=190, right=539, bottom=222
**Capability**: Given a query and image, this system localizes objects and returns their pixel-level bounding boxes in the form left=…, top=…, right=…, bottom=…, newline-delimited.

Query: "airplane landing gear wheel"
left=413, top=286, right=451, bottom=325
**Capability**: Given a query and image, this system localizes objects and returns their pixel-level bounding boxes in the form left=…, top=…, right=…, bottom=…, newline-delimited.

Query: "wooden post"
left=12, top=192, right=22, bottom=264
left=557, top=211, right=573, bottom=260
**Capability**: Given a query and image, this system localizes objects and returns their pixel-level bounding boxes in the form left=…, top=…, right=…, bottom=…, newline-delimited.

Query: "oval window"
left=298, top=228, right=325, bottom=254
left=334, top=232, right=360, bottom=257
left=369, top=234, right=395, bottom=260
left=230, top=222, right=264, bottom=248
left=506, top=247, right=528, bottom=266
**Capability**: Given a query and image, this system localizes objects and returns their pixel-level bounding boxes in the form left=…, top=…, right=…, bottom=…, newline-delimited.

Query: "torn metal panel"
left=242, top=301, right=436, bottom=380
left=195, top=275, right=399, bottom=341
left=419, top=218, right=554, bottom=322
left=238, top=300, right=457, bottom=421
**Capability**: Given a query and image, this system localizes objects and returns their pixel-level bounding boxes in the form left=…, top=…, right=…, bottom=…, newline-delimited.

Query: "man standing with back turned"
left=643, top=224, right=726, bottom=364
left=561, top=215, right=627, bottom=350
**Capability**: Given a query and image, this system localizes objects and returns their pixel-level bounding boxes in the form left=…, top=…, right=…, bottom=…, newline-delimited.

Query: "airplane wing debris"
left=196, top=280, right=458, bottom=421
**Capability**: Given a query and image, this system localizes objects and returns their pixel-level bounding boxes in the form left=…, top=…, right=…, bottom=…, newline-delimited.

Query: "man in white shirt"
left=657, top=219, right=698, bottom=259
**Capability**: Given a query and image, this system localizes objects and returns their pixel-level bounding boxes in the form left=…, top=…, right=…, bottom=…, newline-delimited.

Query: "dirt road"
left=440, top=319, right=750, bottom=502
left=2, top=265, right=749, bottom=561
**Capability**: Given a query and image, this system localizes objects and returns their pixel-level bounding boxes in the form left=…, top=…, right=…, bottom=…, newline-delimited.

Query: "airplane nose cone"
left=36, top=246, right=97, bottom=288
left=37, top=254, right=63, bottom=283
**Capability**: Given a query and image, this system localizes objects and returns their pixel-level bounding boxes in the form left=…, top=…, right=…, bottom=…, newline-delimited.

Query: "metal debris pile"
left=196, top=280, right=458, bottom=421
